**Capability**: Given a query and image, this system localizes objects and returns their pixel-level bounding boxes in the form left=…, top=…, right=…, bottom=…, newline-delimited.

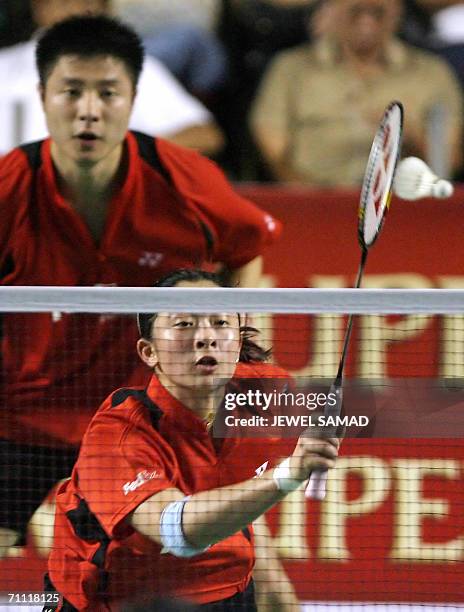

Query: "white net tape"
left=1, top=286, right=464, bottom=314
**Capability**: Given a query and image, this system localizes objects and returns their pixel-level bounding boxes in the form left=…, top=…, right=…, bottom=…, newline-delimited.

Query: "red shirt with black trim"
left=48, top=362, right=295, bottom=611
left=0, top=133, right=281, bottom=446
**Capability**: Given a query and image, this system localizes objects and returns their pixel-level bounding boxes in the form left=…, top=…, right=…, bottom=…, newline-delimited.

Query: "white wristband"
left=159, top=496, right=210, bottom=558
left=273, top=458, right=302, bottom=493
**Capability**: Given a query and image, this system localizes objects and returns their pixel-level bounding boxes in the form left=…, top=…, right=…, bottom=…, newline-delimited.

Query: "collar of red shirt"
left=145, top=374, right=216, bottom=435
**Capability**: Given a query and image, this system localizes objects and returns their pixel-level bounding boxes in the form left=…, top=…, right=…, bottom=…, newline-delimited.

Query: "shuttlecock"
left=393, top=157, right=454, bottom=200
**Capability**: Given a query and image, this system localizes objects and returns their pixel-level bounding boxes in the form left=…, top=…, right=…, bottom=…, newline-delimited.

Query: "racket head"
left=358, top=101, right=403, bottom=249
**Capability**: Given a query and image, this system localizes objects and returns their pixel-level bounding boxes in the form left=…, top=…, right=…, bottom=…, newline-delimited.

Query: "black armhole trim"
left=19, top=140, right=44, bottom=170
left=1, top=141, right=43, bottom=286
left=131, top=130, right=215, bottom=260
left=66, top=498, right=110, bottom=555
left=43, top=572, right=79, bottom=611
left=1, top=140, right=44, bottom=348
left=111, top=388, right=163, bottom=430
left=131, top=131, right=172, bottom=184
left=242, top=526, right=252, bottom=542
left=65, top=498, right=110, bottom=600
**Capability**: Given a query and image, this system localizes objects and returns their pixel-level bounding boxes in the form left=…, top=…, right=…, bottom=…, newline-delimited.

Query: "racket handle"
left=304, top=381, right=342, bottom=500
left=305, top=469, right=328, bottom=500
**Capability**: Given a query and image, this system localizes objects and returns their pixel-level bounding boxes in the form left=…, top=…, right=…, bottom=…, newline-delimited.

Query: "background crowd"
left=1, top=0, right=464, bottom=182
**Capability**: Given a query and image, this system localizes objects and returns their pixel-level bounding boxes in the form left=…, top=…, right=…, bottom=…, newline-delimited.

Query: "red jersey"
left=0, top=132, right=281, bottom=446
left=48, top=362, right=295, bottom=611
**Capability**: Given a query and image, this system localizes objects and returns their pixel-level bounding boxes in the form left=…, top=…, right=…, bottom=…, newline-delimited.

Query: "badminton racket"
left=305, top=100, right=404, bottom=500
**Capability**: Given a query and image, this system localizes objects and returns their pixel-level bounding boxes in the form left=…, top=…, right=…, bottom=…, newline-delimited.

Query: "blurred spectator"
left=417, top=2, right=464, bottom=141
left=0, top=0, right=34, bottom=48
left=143, top=26, right=227, bottom=97
left=0, top=0, right=224, bottom=155
left=417, top=0, right=462, bottom=14
left=113, top=0, right=220, bottom=35
left=360, top=1, right=461, bottom=49
left=113, top=0, right=227, bottom=97
left=397, top=0, right=435, bottom=48
left=433, top=3, right=464, bottom=43
left=250, top=0, right=464, bottom=186
left=429, top=4, right=464, bottom=98
left=215, top=0, right=322, bottom=179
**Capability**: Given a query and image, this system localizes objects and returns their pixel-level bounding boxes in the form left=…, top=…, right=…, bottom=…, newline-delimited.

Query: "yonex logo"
left=138, top=251, right=164, bottom=268
left=254, top=461, right=269, bottom=478
left=123, top=470, right=161, bottom=495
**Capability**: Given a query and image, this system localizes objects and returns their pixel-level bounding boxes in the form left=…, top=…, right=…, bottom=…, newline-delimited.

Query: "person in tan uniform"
left=250, top=0, right=464, bottom=186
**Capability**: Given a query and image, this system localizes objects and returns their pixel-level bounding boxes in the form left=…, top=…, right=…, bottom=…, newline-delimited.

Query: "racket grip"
left=305, top=469, right=328, bottom=500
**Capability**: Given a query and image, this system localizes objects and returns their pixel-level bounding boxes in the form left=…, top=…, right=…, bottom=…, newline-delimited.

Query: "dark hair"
left=137, top=269, right=271, bottom=363
left=36, top=15, right=144, bottom=87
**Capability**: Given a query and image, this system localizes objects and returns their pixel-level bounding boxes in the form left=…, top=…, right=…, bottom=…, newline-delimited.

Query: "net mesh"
left=1, top=287, right=464, bottom=611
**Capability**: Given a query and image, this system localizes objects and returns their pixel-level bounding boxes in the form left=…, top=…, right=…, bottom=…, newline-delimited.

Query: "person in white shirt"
left=0, top=0, right=224, bottom=155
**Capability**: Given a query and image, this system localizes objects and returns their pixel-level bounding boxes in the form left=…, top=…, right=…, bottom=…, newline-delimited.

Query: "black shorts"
left=0, top=439, right=78, bottom=543
left=122, top=581, right=257, bottom=612
left=198, top=581, right=257, bottom=611
left=44, top=574, right=257, bottom=612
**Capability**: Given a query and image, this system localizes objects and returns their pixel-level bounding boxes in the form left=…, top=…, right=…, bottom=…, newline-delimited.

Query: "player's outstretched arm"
left=130, top=436, right=339, bottom=552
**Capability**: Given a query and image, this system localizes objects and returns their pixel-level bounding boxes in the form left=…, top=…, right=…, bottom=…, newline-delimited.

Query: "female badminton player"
left=46, top=269, right=339, bottom=611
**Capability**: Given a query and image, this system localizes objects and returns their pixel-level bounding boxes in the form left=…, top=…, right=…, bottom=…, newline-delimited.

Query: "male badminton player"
left=0, top=15, right=281, bottom=558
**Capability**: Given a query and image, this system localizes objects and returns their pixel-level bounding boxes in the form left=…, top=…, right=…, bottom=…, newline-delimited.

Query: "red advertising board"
left=240, top=186, right=464, bottom=603
left=1, top=187, right=464, bottom=603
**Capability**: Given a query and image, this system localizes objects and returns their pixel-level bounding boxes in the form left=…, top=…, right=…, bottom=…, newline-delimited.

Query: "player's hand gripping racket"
left=305, top=101, right=404, bottom=500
